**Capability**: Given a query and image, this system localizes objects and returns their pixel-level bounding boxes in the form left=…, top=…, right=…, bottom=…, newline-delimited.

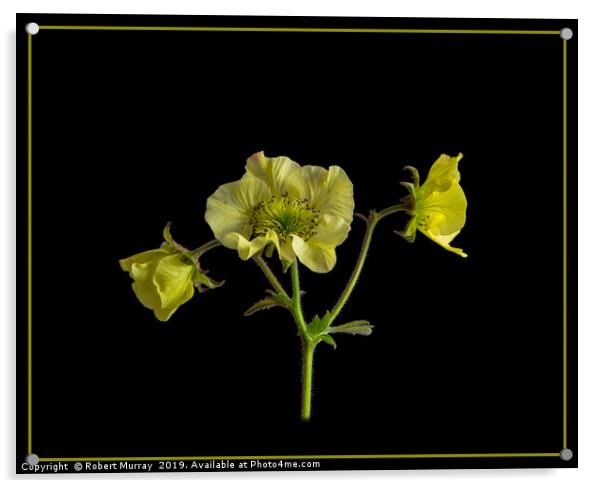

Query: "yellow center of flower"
left=249, top=194, right=320, bottom=242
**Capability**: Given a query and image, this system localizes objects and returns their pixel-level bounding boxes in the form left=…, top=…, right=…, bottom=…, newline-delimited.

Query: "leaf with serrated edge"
left=243, top=297, right=287, bottom=317
left=328, top=320, right=374, bottom=336
left=264, top=290, right=292, bottom=307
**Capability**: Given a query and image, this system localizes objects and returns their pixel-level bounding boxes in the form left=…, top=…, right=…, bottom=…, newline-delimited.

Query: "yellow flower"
left=120, top=249, right=197, bottom=321
left=396, top=153, right=468, bottom=257
left=205, top=151, right=354, bottom=273
left=120, top=224, right=222, bottom=321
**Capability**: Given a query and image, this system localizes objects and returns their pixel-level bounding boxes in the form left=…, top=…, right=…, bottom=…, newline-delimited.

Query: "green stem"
left=253, top=256, right=290, bottom=298
left=301, top=340, right=316, bottom=421
left=192, top=239, right=221, bottom=257
left=290, top=259, right=317, bottom=421
left=377, top=203, right=411, bottom=220
left=329, top=212, right=378, bottom=323
left=329, top=205, right=408, bottom=325
left=290, top=260, right=308, bottom=338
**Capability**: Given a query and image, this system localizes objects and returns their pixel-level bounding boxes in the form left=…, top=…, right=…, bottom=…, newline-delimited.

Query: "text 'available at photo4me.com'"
left=21, top=459, right=322, bottom=473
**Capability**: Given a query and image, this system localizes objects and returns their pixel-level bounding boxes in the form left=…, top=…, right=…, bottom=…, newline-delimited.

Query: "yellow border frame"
left=26, top=24, right=568, bottom=464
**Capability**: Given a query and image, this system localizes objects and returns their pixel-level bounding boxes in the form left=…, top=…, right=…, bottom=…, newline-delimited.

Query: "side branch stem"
left=192, top=239, right=222, bottom=257
left=328, top=205, right=409, bottom=325
left=253, top=256, right=290, bottom=298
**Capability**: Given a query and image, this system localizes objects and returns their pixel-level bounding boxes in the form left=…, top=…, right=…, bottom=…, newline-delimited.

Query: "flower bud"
left=120, top=224, right=222, bottom=321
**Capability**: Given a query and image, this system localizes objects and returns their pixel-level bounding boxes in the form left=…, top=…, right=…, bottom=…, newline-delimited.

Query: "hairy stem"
left=290, top=259, right=316, bottom=421
left=329, top=205, right=408, bottom=325
left=253, top=256, right=290, bottom=298
left=376, top=203, right=411, bottom=220
left=301, top=340, right=316, bottom=421
left=329, top=212, right=378, bottom=323
left=192, top=239, right=222, bottom=257
left=290, top=260, right=308, bottom=338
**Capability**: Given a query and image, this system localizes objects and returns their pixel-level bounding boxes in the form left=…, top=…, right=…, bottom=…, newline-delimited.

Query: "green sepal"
left=163, top=223, right=224, bottom=291
left=394, top=215, right=417, bottom=243
left=281, top=259, right=293, bottom=273
left=398, top=166, right=419, bottom=215
left=162, top=222, right=175, bottom=246
left=403, top=165, right=420, bottom=187
left=265, top=243, right=275, bottom=258
left=162, top=222, right=197, bottom=263
left=160, top=241, right=176, bottom=252
left=319, top=334, right=337, bottom=349
left=306, top=311, right=332, bottom=338
left=327, top=320, right=374, bottom=336
left=196, top=271, right=225, bottom=290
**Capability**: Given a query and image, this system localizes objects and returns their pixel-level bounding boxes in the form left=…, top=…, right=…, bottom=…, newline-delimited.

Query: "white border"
left=2, top=1, right=600, bottom=487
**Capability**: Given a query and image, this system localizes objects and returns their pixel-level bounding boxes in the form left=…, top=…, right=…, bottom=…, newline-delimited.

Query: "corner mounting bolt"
left=560, top=28, right=573, bottom=40
left=25, top=23, right=40, bottom=35
left=560, top=448, right=573, bottom=461
left=26, top=453, right=39, bottom=466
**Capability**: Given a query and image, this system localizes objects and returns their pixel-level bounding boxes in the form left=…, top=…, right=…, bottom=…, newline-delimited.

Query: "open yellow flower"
left=205, top=151, right=354, bottom=273
left=396, top=153, right=467, bottom=257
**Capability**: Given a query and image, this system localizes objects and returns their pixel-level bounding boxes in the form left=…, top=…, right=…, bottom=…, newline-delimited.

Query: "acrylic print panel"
left=17, top=14, right=577, bottom=474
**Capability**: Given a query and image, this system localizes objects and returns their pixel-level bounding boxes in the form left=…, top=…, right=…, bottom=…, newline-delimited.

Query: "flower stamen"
left=249, top=194, right=320, bottom=242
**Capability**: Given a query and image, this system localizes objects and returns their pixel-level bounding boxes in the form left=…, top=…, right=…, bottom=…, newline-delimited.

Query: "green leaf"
left=265, top=289, right=293, bottom=307
left=243, top=296, right=287, bottom=317
left=332, top=325, right=373, bottom=336
left=327, top=320, right=374, bottom=336
left=320, top=334, right=337, bottom=349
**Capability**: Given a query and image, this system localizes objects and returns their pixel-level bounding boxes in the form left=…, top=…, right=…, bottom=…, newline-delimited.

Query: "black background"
left=17, top=14, right=577, bottom=471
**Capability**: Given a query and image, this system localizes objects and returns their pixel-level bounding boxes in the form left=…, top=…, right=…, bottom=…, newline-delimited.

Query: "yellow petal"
left=119, top=249, right=168, bottom=275
left=129, top=259, right=163, bottom=313
left=223, top=230, right=275, bottom=261
left=152, top=254, right=196, bottom=317
left=125, top=255, right=171, bottom=321
left=416, top=178, right=467, bottom=257
left=287, top=165, right=354, bottom=224
left=419, top=180, right=467, bottom=237
left=420, top=153, right=463, bottom=197
left=278, top=238, right=296, bottom=263
left=291, top=215, right=350, bottom=273
left=244, top=151, right=301, bottom=195
left=261, top=229, right=297, bottom=263
left=291, top=236, right=336, bottom=273
left=247, top=229, right=297, bottom=263
left=420, top=229, right=467, bottom=257
left=205, top=176, right=271, bottom=247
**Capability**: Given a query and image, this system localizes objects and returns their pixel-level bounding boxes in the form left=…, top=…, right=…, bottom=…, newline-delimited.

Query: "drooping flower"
left=205, top=151, right=354, bottom=273
left=396, top=153, right=467, bottom=257
left=119, top=224, right=222, bottom=321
